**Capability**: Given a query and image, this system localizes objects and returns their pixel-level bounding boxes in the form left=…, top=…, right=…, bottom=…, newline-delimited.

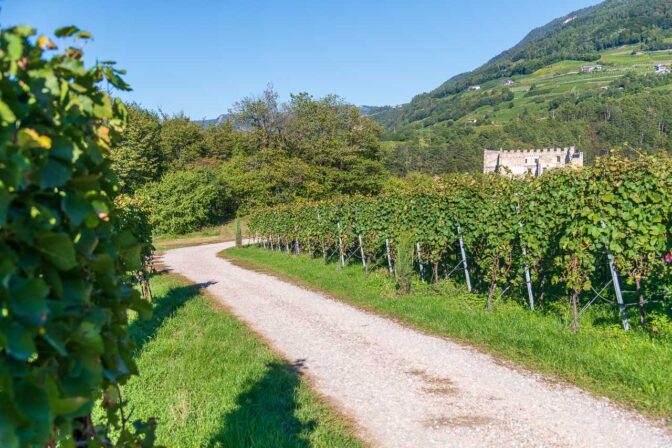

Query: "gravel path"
left=162, top=242, right=671, bottom=448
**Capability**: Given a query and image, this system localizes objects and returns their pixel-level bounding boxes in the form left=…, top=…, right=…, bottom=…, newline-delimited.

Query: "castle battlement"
left=486, top=146, right=575, bottom=155
left=483, top=146, right=582, bottom=177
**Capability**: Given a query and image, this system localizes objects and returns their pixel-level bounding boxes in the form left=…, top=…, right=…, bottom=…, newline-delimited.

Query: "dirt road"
left=162, top=242, right=671, bottom=448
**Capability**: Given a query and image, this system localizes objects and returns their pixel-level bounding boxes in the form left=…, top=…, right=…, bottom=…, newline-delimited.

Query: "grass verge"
left=113, top=273, right=364, bottom=447
left=223, top=246, right=672, bottom=420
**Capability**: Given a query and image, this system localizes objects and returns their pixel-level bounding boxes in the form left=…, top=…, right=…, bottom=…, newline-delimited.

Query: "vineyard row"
left=248, top=155, right=672, bottom=331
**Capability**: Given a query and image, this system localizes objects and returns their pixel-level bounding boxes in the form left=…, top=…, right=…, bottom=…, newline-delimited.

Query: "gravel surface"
left=162, top=242, right=672, bottom=448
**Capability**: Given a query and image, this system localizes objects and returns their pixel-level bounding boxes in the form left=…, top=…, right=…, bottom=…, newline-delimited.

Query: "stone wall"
left=483, top=146, right=583, bottom=176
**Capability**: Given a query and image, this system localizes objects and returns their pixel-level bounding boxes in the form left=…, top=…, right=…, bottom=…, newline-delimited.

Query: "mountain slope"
left=375, top=0, right=672, bottom=174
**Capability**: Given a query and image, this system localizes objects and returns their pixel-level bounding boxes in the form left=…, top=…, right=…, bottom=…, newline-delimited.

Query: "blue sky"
left=4, top=0, right=600, bottom=119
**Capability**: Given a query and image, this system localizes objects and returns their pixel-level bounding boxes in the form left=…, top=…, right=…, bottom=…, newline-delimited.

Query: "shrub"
left=137, top=168, right=233, bottom=235
left=115, top=195, right=155, bottom=299
left=0, top=26, right=155, bottom=446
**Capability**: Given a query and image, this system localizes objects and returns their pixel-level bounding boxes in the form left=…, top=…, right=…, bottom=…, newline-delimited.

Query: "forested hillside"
left=373, top=0, right=672, bottom=174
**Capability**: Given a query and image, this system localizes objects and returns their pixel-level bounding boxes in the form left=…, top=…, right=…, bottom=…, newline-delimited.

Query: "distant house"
left=466, top=118, right=478, bottom=124
left=504, top=79, right=515, bottom=86
left=655, top=64, right=670, bottom=75
left=468, top=85, right=481, bottom=91
left=581, top=65, right=603, bottom=73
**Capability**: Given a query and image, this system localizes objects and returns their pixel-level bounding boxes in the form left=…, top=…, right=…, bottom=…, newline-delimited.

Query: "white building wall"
left=483, top=147, right=583, bottom=176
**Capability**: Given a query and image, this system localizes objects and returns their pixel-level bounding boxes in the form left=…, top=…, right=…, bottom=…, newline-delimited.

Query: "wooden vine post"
left=317, top=210, right=327, bottom=263
left=337, top=222, right=345, bottom=268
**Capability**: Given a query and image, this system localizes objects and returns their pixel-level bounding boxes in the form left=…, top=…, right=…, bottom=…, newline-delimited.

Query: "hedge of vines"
left=249, top=155, right=672, bottom=331
left=0, top=26, right=155, bottom=446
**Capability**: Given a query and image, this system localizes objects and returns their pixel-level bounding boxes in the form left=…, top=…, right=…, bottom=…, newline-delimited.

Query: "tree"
left=111, top=104, right=163, bottom=193
left=230, top=86, right=286, bottom=151
left=284, top=93, right=386, bottom=195
left=220, top=90, right=387, bottom=210
left=159, top=112, right=206, bottom=164
left=202, top=120, right=249, bottom=161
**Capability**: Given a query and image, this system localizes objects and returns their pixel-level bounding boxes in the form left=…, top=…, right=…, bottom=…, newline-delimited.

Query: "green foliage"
left=395, top=232, right=414, bottom=294
left=137, top=168, right=233, bottom=235
left=112, top=107, right=247, bottom=196
left=158, top=112, right=207, bottom=164
left=111, top=104, right=163, bottom=194
left=115, top=195, right=154, bottom=280
left=249, top=155, right=672, bottom=330
left=0, top=26, right=155, bottom=446
left=222, top=89, right=387, bottom=212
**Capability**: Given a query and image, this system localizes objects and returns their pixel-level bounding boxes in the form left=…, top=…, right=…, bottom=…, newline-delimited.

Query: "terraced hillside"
left=374, top=0, right=672, bottom=174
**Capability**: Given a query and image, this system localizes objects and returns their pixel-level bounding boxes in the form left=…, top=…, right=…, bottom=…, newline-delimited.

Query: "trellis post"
left=602, top=221, right=630, bottom=331
left=385, top=238, right=393, bottom=275
left=317, top=210, right=327, bottom=263
left=522, top=247, right=535, bottom=310
left=457, top=225, right=472, bottom=292
left=416, top=242, right=426, bottom=283
left=516, top=200, right=535, bottom=310
left=337, top=222, right=345, bottom=268
left=358, top=235, right=368, bottom=275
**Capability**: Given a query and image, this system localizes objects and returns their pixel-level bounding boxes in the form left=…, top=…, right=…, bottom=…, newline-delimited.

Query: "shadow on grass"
left=128, top=274, right=217, bottom=353
left=209, top=359, right=316, bottom=448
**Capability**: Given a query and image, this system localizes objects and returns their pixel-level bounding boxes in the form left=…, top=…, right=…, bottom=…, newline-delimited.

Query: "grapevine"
left=249, top=155, right=672, bottom=331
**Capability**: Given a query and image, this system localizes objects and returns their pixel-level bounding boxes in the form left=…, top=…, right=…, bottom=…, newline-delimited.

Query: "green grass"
left=112, top=273, right=364, bottom=447
left=425, top=44, right=672, bottom=127
left=153, top=218, right=248, bottom=252
left=223, top=246, right=672, bottom=420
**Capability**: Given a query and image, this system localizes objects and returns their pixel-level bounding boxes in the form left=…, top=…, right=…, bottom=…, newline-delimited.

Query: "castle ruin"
left=483, top=146, right=583, bottom=177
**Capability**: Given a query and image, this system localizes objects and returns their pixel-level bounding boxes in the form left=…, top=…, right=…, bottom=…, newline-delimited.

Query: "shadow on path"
left=208, top=359, right=316, bottom=448
left=128, top=275, right=217, bottom=353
